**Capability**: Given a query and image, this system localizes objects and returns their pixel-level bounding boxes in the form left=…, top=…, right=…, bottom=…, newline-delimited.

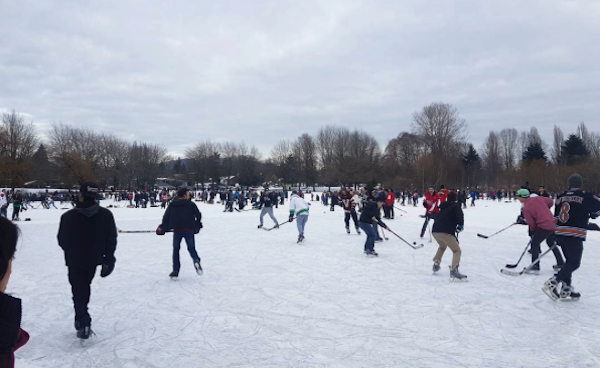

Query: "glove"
left=456, top=225, right=464, bottom=233
left=289, top=217, right=294, bottom=223
left=156, top=225, right=165, bottom=235
left=100, top=262, right=115, bottom=278
left=516, top=215, right=527, bottom=225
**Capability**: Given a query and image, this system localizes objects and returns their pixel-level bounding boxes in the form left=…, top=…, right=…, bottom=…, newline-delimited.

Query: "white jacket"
left=289, top=194, right=310, bottom=217
left=0, top=193, right=7, bottom=208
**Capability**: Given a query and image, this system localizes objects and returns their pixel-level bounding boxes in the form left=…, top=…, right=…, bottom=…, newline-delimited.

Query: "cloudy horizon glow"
left=1, top=0, right=599, bottom=157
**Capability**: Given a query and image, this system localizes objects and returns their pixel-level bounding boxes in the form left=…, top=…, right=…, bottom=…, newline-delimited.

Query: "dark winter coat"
left=432, top=201, right=464, bottom=235
left=58, top=201, right=118, bottom=267
left=0, top=293, right=30, bottom=368
left=259, top=193, right=276, bottom=208
left=359, top=202, right=387, bottom=228
left=160, top=198, right=202, bottom=233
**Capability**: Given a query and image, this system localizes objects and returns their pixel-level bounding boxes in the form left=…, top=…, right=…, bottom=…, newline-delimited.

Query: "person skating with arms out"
left=289, top=190, right=310, bottom=243
left=358, top=197, right=390, bottom=256
left=542, top=174, right=600, bottom=301
left=157, top=188, right=203, bottom=279
left=431, top=191, right=467, bottom=281
left=515, top=189, right=564, bottom=274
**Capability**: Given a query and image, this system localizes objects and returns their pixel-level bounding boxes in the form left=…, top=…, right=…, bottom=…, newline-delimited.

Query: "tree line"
left=1, top=104, right=598, bottom=192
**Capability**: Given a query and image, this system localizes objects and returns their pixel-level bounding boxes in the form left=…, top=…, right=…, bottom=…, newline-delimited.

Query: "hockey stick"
left=504, top=240, right=531, bottom=269
left=118, top=229, right=155, bottom=233
left=264, top=218, right=294, bottom=231
left=393, top=206, right=408, bottom=214
left=380, top=227, right=389, bottom=241
left=500, top=244, right=557, bottom=276
left=373, top=219, right=423, bottom=249
left=477, top=223, right=516, bottom=239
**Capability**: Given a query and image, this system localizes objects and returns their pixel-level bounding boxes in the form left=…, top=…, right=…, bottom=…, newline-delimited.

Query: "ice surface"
left=9, top=198, right=600, bottom=368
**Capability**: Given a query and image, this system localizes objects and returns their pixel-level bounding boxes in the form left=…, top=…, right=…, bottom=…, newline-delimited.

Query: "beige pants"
left=432, top=232, right=462, bottom=269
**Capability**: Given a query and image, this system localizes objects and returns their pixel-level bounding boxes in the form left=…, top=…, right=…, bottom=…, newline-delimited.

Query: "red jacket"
left=424, top=192, right=441, bottom=214
left=523, top=196, right=555, bottom=232
left=385, top=193, right=395, bottom=206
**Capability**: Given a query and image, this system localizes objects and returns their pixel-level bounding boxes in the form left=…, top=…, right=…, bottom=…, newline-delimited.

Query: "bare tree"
left=411, top=102, right=467, bottom=156
left=0, top=110, right=39, bottom=187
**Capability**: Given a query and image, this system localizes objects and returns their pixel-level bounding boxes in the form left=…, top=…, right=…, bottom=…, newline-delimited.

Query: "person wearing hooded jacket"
left=158, top=188, right=203, bottom=279
left=58, top=182, right=117, bottom=340
left=431, top=191, right=466, bottom=280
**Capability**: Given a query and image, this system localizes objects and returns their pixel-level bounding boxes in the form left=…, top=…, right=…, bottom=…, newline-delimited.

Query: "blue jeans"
left=173, top=231, right=200, bottom=273
left=359, top=222, right=377, bottom=252
left=296, top=215, right=308, bottom=235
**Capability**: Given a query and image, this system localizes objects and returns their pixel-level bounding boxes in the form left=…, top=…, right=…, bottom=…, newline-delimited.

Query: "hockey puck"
left=413, top=241, right=416, bottom=245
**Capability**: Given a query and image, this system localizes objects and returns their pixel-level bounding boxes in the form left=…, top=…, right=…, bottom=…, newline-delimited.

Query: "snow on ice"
left=9, top=197, right=600, bottom=368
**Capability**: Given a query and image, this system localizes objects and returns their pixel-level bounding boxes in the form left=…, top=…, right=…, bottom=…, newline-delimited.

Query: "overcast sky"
left=1, top=0, right=599, bottom=157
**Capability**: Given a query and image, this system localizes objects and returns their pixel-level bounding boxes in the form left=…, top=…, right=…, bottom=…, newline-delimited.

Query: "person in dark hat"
left=542, top=174, right=600, bottom=301
left=58, top=182, right=117, bottom=341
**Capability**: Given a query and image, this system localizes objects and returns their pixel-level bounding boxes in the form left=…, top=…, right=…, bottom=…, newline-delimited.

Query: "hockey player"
left=339, top=188, right=360, bottom=234
left=358, top=197, right=390, bottom=256
left=257, top=188, right=278, bottom=229
left=384, top=188, right=395, bottom=219
left=289, top=190, right=310, bottom=243
left=0, top=191, right=7, bottom=218
left=157, top=188, right=203, bottom=279
left=431, top=191, right=466, bottom=280
left=516, top=189, right=564, bottom=273
left=542, top=174, right=600, bottom=301
left=421, top=186, right=440, bottom=238
left=58, top=182, right=117, bottom=341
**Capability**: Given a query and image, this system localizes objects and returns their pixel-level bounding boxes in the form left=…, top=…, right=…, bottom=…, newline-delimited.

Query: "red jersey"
left=424, top=192, right=441, bottom=214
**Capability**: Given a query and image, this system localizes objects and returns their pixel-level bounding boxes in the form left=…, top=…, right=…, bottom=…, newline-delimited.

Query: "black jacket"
left=58, top=201, right=118, bottom=267
left=359, top=202, right=387, bottom=228
left=432, top=201, right=464, bottom=235
left=259, top=193, right=276, bottom=208
left=161, top=198, right=202, bottom=232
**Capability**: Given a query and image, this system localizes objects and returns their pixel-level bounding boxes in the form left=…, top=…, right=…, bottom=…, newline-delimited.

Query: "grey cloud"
left=1, top=0, right=599, bottom=156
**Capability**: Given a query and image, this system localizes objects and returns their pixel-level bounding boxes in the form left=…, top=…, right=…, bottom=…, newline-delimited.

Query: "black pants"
left=555, top=236, right=584, bottom=286
left=421, top=214, right=435, bottom=236
left=531, top=229, right=564, bottom=265
left=344, top=210, right=358, bottom=228
left=12, top=207, right=20, bottom=220
left=68, top=265, right=97, bottom=328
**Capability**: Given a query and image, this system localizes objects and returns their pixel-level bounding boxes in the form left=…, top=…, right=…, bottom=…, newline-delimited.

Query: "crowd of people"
left=1, top=174, right=599, bottom=366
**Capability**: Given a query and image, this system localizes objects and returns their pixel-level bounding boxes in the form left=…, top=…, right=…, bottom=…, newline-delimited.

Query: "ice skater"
left=339, top=188, right=361, bottom=234
left=58, top=182, right=118, bottom=341
left=257, top=188, right=278, bottom=229
left=358, top=197, right=390, bottom=256
left=289, top=190, right=309, bottom=243
left=421, top=186, right=440, bottom=238
left=515, top=189, right=564, bottom=273
left=431, top=191, right=466, bottom=281
left=542, top=174, right=600, bottom=301
left=157, top=188, right=203, bottom=279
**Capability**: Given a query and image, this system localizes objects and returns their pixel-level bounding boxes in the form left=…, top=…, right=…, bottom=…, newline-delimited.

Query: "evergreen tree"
left=522, top=142, right=547, bottom=162
left=561, top=134, right=589, bottom=165
left=462, top=144, right=480, bottom=166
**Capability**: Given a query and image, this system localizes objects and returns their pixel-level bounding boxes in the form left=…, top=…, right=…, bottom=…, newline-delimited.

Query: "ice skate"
left=552, top=264, right=563, bottom=271
left=257, top=224, right=263, bottom=229
left=297, top=234, right=305, bottom=243
left=194, top=261, right=203, bottom=276
left=541, top=276, right=560, bottom=301
left=355, top=227, right=361, bottom=235
left=346, top=226, right=350, bottom=234
left=432, top=260, right=441, bottom=274
left=169, top=271, right=179, bottom=280
left=364, top=250, right=378, bottom=257
left=76, top=325, right=95, bottom=346
left=559, top=284, right=581, bottom=301
left=449, top=266, right=467, bottom=282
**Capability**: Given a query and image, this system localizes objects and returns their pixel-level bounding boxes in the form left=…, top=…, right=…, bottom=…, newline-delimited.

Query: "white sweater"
left=289, top=194, right=310, bottom=217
